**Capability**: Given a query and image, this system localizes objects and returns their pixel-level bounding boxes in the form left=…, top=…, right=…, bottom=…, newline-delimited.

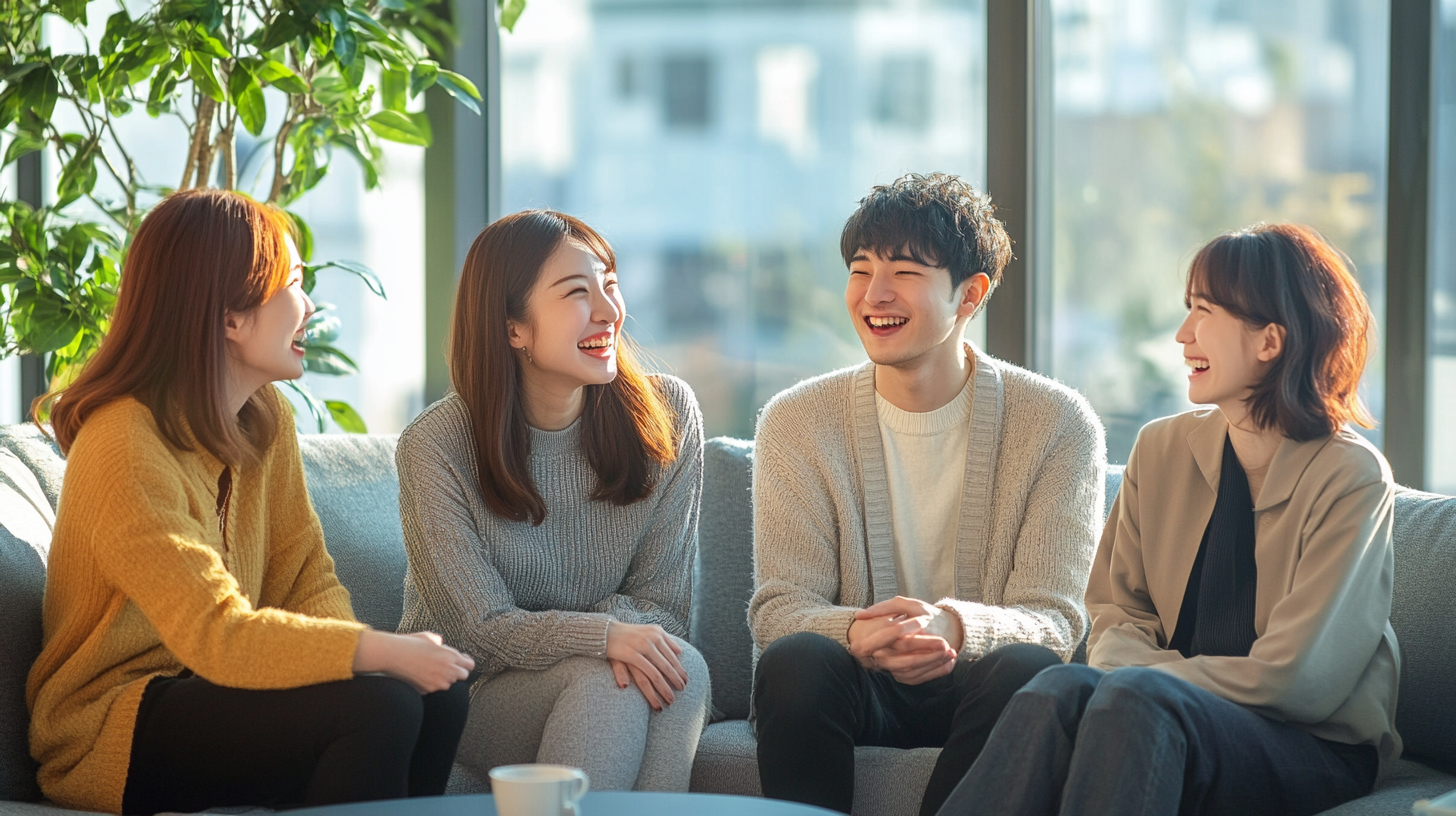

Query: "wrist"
left=934, top=605, right=965, bottom=653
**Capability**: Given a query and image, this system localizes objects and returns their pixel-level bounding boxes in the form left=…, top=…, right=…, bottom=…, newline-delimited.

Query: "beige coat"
left=1087, top=408, right=1401, bottom=765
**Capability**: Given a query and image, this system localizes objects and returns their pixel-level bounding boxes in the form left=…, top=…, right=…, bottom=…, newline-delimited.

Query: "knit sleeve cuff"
left=558, top=614, right=613, bottom=658
left=801, top=607, right=859, bottom=650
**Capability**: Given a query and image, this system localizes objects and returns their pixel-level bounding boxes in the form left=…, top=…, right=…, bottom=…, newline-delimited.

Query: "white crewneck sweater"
left=875, top=371, right=975, bottom=603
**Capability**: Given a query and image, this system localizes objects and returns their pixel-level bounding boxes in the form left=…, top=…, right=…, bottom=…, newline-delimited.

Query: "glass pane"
left=500, top=0, right=988, bottom=438
left=1428, top=0, right=1456, bottom=493
left=1044, top=0, right=1390, bottom=463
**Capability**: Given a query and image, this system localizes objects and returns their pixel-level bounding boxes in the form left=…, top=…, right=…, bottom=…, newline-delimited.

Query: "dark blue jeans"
left=937, top=664, right=1378, bottom=816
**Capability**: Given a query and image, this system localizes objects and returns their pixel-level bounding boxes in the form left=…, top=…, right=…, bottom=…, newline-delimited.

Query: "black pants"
left=122, top=673, right=470, bottom=815
left=753, top=632, right=1062, bottom=816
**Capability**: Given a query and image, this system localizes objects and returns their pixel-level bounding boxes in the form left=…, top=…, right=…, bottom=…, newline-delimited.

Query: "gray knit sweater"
left=749, top=345, right=1106, bottom=661
left=396, top=375, right=703, bottom=681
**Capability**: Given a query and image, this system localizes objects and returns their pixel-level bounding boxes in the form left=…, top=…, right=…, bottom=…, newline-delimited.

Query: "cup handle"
left=563, top=770, right=589, bottom=816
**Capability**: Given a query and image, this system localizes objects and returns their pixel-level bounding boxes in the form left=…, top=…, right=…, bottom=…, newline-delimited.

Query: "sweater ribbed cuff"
left=559, top=615, right=613, bottom=658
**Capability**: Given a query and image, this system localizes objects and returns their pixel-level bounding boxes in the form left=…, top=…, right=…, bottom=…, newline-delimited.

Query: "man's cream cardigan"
left=749, top=345, right=1106, bottom=662
left=1087, top=408, right=1401, bottom=764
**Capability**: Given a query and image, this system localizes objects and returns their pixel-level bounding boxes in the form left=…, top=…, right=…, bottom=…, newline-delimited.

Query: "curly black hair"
left=840, top=173, right=1012, bottom=315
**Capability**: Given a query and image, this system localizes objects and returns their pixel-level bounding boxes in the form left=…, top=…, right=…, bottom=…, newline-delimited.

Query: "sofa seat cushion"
left=1389, top=489, right=1456, bottom=771
left=690, top=720, right=939, bottom=816
left=1314, top=758, right=1455, bottom=815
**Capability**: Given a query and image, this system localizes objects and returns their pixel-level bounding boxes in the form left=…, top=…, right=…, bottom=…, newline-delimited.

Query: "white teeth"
left=868, top=316, right=908, bottom=327
left=1186, top=359, right=1209, bottom=370
left=578, top=337, right=613, bottom=349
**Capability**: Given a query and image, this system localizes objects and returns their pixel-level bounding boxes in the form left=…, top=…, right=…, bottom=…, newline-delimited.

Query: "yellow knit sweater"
left=26, top=389, right=366, bottom=813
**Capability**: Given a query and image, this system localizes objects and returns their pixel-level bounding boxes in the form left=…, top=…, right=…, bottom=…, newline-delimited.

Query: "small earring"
left=518, top=346, right=533, bottom=364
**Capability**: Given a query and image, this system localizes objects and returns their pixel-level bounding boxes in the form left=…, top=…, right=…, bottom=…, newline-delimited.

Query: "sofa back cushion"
left=1389, top=489, right=1456, bottom=770
left=298, top=435, right=408, bottom=633
left=0, top=448, right=56, bottom=802
left=692, top=438, right=756, bottom=720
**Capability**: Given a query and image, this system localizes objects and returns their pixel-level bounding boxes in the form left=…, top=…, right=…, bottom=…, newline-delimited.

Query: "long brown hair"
left=46, top=189, right=294, bottom=465
left=450, top=209, right=678, bottom=524
left=1185, top=223, right=1375, bottom=441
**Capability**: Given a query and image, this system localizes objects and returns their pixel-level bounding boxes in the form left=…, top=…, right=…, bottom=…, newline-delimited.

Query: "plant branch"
left=181, top=95, right=216, bottom=190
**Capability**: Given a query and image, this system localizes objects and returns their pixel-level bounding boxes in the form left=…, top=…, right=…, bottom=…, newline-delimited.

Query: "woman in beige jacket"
left=937, top=223, right=1398, bottom=816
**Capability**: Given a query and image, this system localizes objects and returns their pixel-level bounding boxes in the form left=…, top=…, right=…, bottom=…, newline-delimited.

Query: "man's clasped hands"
left=847, top=596, right=966, bottom=685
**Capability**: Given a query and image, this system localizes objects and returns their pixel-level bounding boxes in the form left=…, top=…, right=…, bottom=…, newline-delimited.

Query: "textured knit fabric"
left=875, top=369, right=973, bottom=603
left=456, top=635, right=709, bottom=792
left=395, top=374, right=703, bottom=682
left=1087, top=408, right=1401, bottom=765
left=1170, top=436, right=1259, bottom=659
left=26, top=388, right=365, bottom=813
left=750, top=344, right=1106, bottom=662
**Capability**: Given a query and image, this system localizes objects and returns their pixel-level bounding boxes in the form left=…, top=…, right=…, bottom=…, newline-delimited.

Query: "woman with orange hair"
left=936, top=224, right=1398, bottom=816
left=396, top=210, right=710, bottom=791
left=26, top=189, right=474, bottom=815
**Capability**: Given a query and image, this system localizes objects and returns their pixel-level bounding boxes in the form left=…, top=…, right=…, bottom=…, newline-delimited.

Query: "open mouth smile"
left=1185, top=357, right=1209, bottom=378
left=865, top=315, right=908, bottom=337
left=578, top=331, right=615, bottom=359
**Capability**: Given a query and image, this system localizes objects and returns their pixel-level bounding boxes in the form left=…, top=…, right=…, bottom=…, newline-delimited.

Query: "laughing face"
left=509, top=239, right=625, bottom=390
left=224, top=236, right=314, bottom=390
left=844, top=248, right=982, bottom=368
left=1176, top=293, right=1282, bottom=408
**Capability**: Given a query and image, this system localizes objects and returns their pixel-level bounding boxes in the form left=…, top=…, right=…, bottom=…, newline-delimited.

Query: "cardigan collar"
left=1185, top=408, right=1331, bottom=511
left=852, top=342, right=1005, bottom=603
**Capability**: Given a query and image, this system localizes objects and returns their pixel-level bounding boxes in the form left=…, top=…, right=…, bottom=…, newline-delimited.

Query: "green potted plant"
left=0, top=0, right=485, bottom=431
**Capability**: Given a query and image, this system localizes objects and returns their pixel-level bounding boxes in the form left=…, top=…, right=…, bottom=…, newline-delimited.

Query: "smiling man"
left=748, top=173, right=1107, bottom=816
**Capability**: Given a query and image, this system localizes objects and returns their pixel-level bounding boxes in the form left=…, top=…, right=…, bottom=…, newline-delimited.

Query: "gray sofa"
left=0, top=429, right=1452, bottom=815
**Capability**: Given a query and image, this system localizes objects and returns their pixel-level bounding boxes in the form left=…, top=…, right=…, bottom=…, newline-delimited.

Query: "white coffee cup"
left=489, top=764, right=590, bottom=816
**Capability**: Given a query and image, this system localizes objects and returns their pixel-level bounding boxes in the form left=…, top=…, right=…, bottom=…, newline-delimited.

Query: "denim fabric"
left=937, top=665, right=1377, bottom=816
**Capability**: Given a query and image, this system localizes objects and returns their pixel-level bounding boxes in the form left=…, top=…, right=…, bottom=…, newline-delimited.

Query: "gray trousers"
left=452, top=636, right=711, bottom=793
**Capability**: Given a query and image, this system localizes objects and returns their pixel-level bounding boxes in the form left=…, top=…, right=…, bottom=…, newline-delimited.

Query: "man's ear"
left=1257, top=323, right=1286, bottom=363
left=957, top=273, right=991, bottom=318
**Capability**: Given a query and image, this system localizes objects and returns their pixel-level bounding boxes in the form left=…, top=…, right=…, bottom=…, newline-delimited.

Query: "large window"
left=500, top=0, right=988, bottom=438
left=1043, top=0, right=1390, bottom=463
left=1428, top=0, right=1456, bottom=493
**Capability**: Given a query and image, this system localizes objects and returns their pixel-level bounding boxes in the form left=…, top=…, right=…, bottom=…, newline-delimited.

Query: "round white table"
left=289, top=791, right=839, bottom=816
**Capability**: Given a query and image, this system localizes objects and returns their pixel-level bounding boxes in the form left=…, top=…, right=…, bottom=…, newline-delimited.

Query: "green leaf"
left=191, top=29, right=231, bottom=59
left=310, top=259, right=386, bottom=298
left=54, top=0, right=87, bottom=24
left=3, top=134, right=45, bottom=168
left=325, top=400, right=368, bottom=434
left=333, top=135, right=379, bottom=189
left=302, top=344, right=358, bottom=376
left=258, top=15, right=307, bottom=52
left=256, top=60, right=309, bottom=94
left=184, top=52, right=225, bottom=102
left=377, top=0, right=408, bottom=9
left=498, top=0, right=527, bottom=32
left=228, top=66, right=267, bottom=136
left=100, top=11, right=132, bottom=55
left=408, top=61, right=438, bottom=97
left=21, top=67, right=61, bottom=123
left=435, top=70, right=481, bottom=115
left=365, top=109, right=430, bottom=147
left=280, top=379, right=328, bottom=433
left=285, top=210, right=314, bottom=263
left=1, top=63, right=45, bottom=84
left=55, top=142, right=99, bottom=208
left=24, top=301, right=83, bottom=355
left=334, top=28, right=358, bottom=67
left=381, top=66, right=408, bottom=111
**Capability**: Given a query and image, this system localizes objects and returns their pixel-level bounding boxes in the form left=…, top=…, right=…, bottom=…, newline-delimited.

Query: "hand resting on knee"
left=605, top=621, right=688, bottom=711
left=354, top=630, right=475, bottom=693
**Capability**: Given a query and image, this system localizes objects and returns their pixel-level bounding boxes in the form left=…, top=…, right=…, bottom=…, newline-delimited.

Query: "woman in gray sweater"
left=395, top=210, right=709, bottom=791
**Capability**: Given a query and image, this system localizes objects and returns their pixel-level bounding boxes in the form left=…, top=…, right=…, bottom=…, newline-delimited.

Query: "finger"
left=643, top=641, right=687, bottom=691
left=656, top=639, right=689, bottom=686
left=628, top=663, right=666, bottom=710
left=635, top=655, right=677, bottom=706
left=858, top=597, right=921, bottom=619
left=610, top=659, right=631, bottom=690
left=420, top=631, right=444, bottom=645
left=898, top=656, right=957, bottom=686
left=883, top=634, right=953, bottom=654
left=872, top=648, right=951, bottom=673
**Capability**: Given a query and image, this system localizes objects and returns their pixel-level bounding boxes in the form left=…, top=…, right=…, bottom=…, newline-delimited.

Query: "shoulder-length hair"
left=1185, top=223, right=1375, bottom=441
left=450, top=209, right=678, bottom=525
left=46, top=189, right=294, bottom=466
